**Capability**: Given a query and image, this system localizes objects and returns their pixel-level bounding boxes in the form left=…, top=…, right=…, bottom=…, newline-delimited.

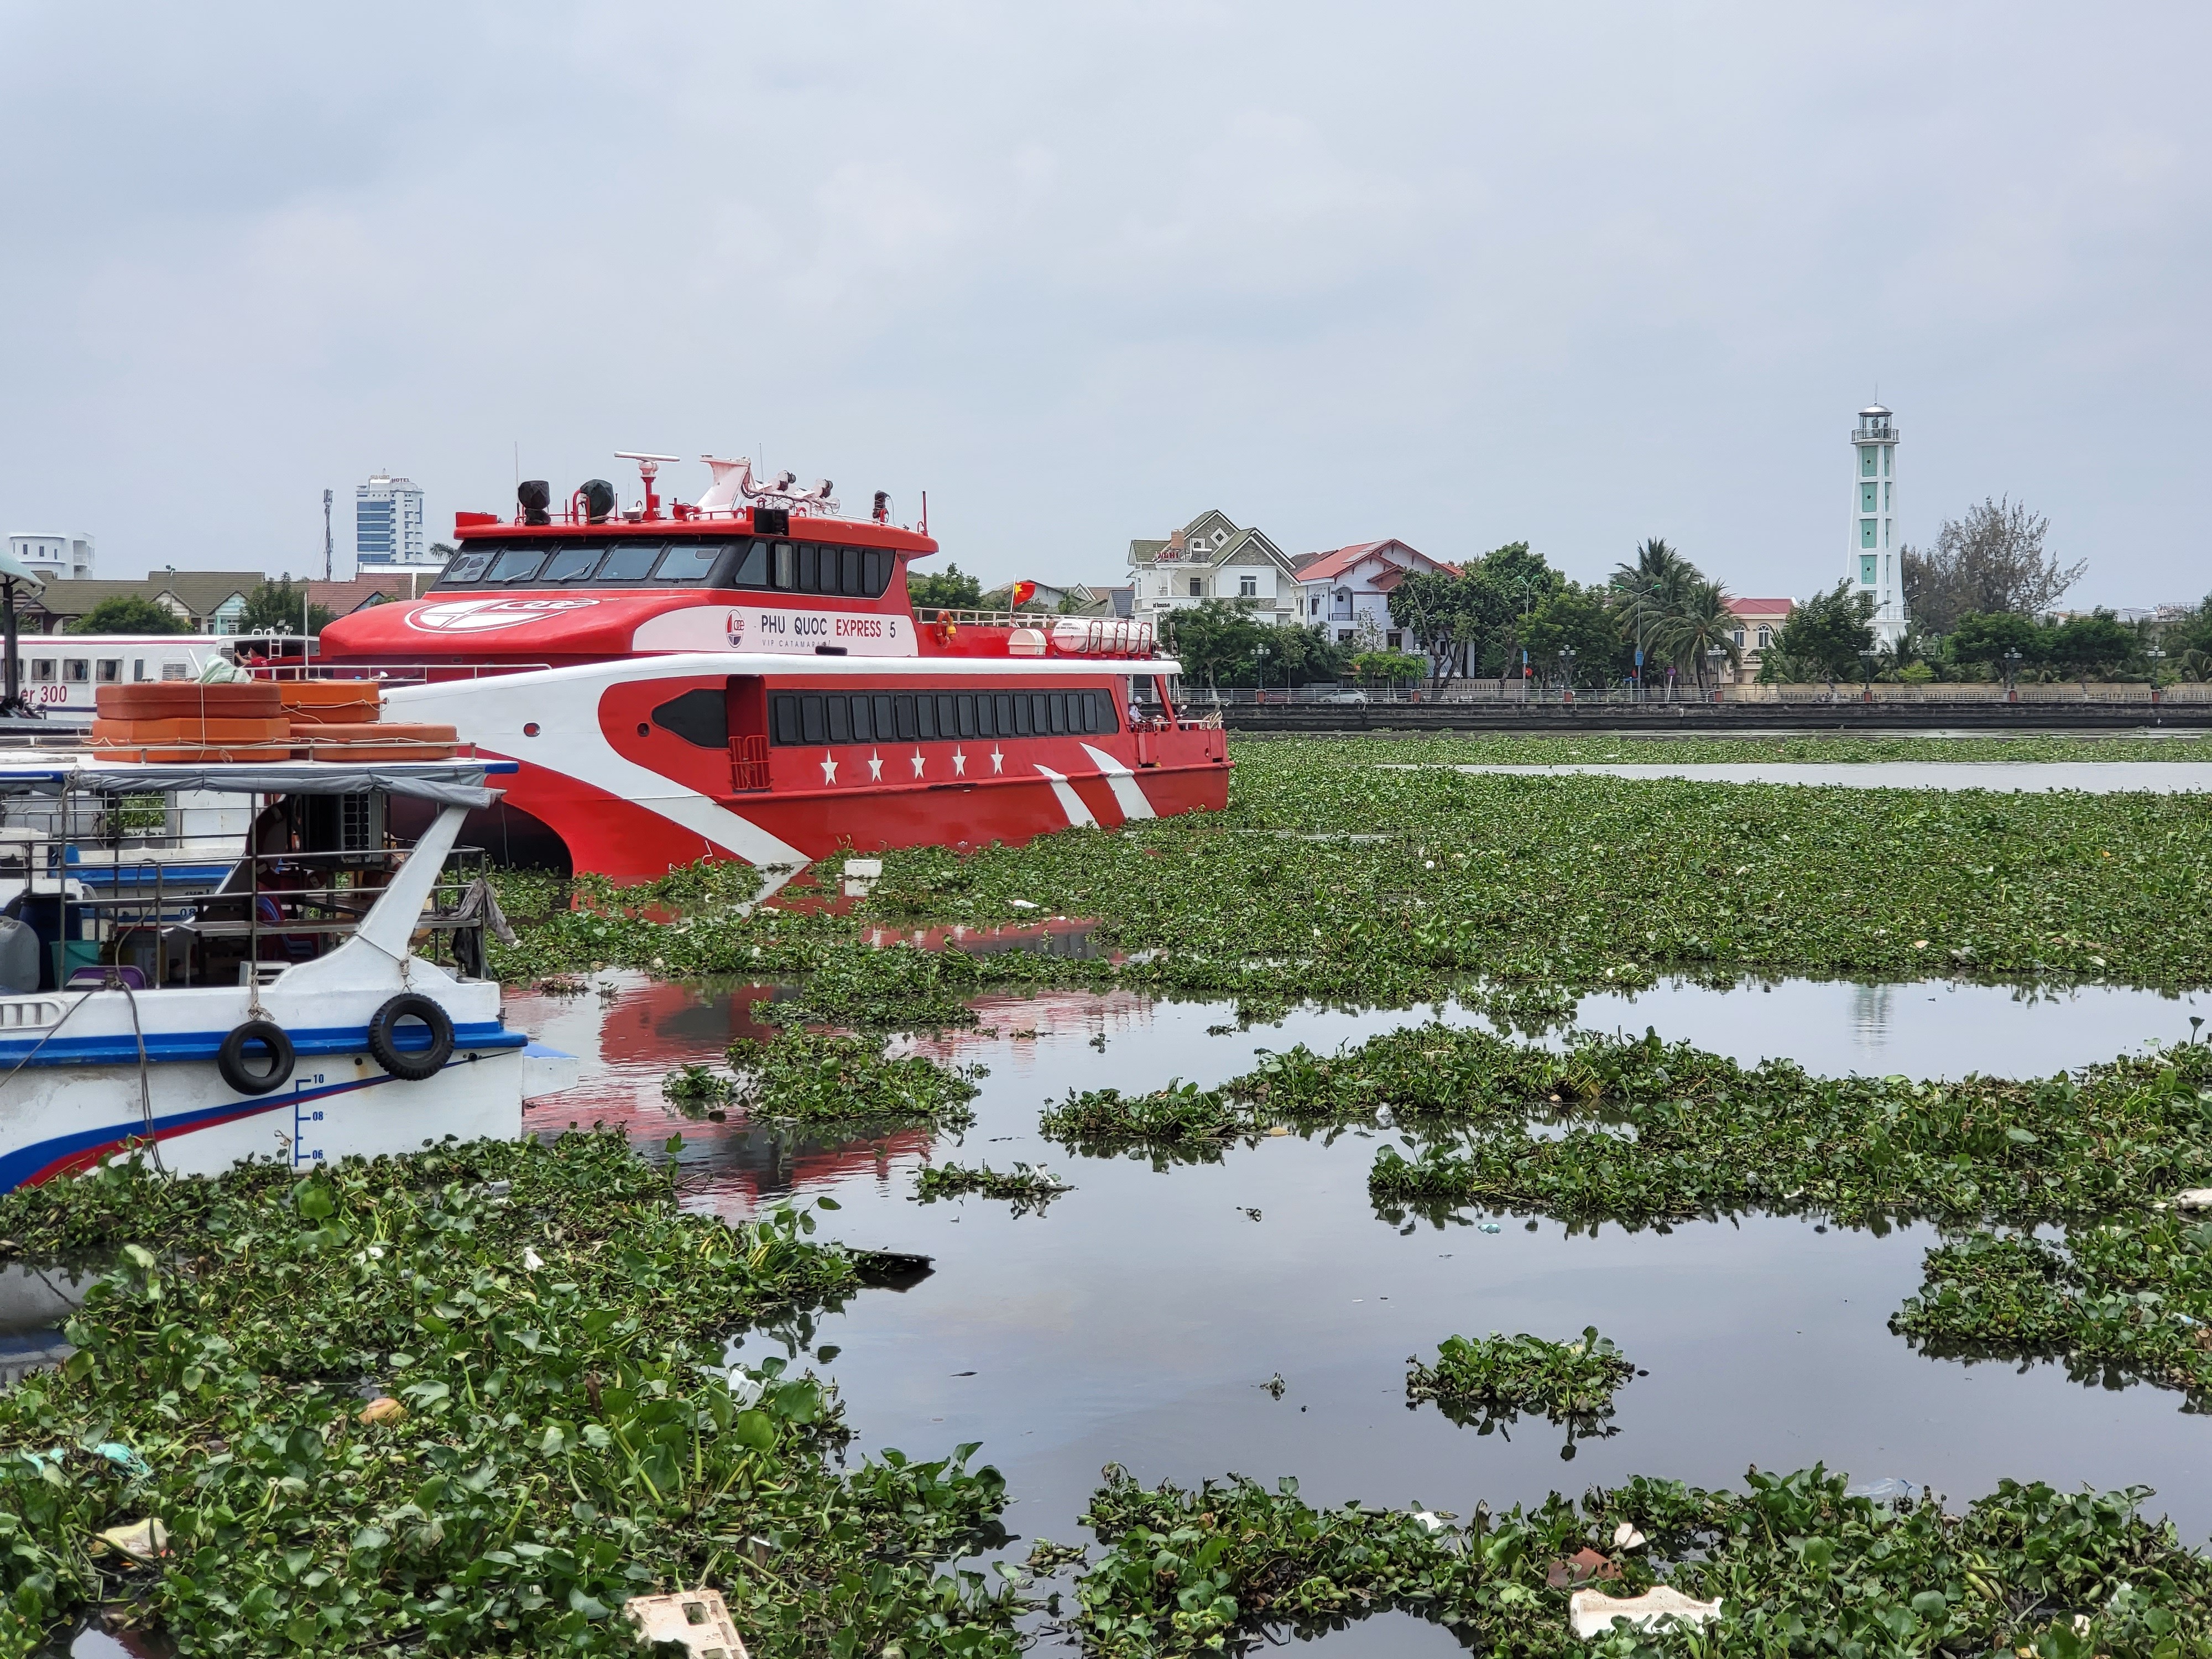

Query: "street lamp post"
left=1857, top=648, right=1877, bottom=705
left=1707, top=645, right=1726, bottom=705
left=2003, top=647, right=2023, bottom=704
left=1559, top=646, right=1577, bottom=707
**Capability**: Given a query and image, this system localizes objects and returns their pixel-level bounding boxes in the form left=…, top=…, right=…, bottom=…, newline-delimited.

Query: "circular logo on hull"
left=404, top=598, right=602, bottom=633
left=726, top=609, right=745, bottom=648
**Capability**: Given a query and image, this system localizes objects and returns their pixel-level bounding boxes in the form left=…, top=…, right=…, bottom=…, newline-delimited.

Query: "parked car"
left=1317, top=689, right=1369, bottom=705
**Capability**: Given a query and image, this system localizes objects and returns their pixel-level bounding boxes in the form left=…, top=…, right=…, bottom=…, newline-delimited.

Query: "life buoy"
left=217, top=1019, right=295, bottom=1096
left=367, top=993, right=454, bottom=1082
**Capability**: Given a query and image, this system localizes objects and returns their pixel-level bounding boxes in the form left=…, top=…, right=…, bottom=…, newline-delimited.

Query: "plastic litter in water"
left=1569, top=1586, right=1724, bottom=1640
left=1479, top=1222, right=1502, bottom=1234
left=624, top=1589, right=749, bottom=1658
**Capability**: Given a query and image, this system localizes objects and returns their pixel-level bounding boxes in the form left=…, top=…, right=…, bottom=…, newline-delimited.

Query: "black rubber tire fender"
left=367, top=993, right=455, bottom=1082
left=217, top=1019, right=295, bottom=1097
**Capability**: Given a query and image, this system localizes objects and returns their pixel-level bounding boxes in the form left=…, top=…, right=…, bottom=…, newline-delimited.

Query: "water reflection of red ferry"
left=516, top=976, right=935, bottom=1216
left=317, top=456, right=1229, bottom=881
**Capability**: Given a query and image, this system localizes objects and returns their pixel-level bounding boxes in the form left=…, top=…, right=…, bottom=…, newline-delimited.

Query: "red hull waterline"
left=317, top=463, right=1228, bottom=885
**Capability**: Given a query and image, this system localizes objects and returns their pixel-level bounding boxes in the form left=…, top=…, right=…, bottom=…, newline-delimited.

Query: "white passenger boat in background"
left=0, top=757, right=568, bottom=1191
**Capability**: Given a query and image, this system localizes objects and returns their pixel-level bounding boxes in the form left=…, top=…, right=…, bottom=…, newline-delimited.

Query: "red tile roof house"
left=1724, top=596, right=1794, bottom=683
left=1291, top=540, right=1460, bottom=656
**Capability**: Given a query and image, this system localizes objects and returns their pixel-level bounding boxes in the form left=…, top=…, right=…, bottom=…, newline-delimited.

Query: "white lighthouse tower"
left=1849, top=405, right=1906, bottom=646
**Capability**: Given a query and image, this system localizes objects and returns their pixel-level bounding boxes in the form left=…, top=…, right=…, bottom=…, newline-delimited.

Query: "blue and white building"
left=356, top=473, right=429, bottom=571
left=1850, top=406, right=1906, bottom=647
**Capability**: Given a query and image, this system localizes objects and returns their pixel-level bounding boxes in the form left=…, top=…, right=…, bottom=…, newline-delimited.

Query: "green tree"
left=1653, top=576, right=1742, bottom=688
left=1504, top=582, right=1630, bottom=689
left=1948, top=611, right=2046, bottom=674
left=1386, top=543, right=1564, bottom=682
left=2048, top=610, right=2132, bottom=687
left=66, top=594, right=188, bottom=635
left=1159, top=600, right=1270, bottom=690
left=905, top=562, right=985, bottom=612
left=1766, top=581, right=1876, bottom=682
left=1256, top=623, right=1347, bottom=688
left=239, top=579, right=335, bottom=637
left=1349, top=648, right=1427, bottom=685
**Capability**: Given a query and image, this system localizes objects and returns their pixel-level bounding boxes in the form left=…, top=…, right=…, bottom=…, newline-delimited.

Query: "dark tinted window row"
left=771, top=688, right=1121, bottom=747
left=434, top=538, right=895, bottom=596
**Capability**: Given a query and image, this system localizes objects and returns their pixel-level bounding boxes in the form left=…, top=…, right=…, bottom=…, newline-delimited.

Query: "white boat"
left=0, top=757, right=569, bottom=1191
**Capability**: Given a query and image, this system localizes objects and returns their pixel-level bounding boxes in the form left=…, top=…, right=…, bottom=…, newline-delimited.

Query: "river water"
left=504, top=969, right=2212, bottom=1621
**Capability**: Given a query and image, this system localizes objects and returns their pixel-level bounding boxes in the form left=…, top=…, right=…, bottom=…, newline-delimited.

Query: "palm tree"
left=1653, top=577, right=1742, bottom=688
left=1608, top=538, right=1696, bottom=692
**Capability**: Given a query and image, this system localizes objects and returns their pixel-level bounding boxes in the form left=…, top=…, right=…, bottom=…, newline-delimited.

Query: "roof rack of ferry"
left=481, top=454, right=924, bottom=536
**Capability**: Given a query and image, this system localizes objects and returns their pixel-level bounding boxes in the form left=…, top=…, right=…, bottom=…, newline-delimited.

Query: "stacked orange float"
left=88, top=681, right=458, bottom=761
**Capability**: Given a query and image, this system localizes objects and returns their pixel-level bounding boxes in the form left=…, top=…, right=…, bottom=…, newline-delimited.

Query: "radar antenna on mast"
left=614, top=451, right=680, bottom=519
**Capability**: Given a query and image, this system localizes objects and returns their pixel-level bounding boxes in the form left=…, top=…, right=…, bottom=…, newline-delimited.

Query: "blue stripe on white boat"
left=521, top=1040, right=575, bottom=1058
left=0, top=1067, right=442, bottom=1191
left=62, top=863, right=237, bottom=887
left=0, top=1020, right=524, bottom=1068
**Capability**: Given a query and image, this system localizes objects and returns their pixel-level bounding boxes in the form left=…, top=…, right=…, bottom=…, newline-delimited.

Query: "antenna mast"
left=322, top=488, right=333, bottom=581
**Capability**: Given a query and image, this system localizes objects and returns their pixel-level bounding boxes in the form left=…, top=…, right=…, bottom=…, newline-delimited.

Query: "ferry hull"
left=383, top=654, right=1229, bottom=883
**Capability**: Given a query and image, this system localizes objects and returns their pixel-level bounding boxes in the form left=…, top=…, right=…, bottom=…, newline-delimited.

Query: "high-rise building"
left=355, top=473, right=428, bottom=569
left=1849, top=406, right=1906, bottom=646
left=6, top=532, right=94, bottom=582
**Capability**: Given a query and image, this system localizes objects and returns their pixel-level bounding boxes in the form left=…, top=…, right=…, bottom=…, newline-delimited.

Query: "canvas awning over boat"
left=0, top=760, right=517, bottom=809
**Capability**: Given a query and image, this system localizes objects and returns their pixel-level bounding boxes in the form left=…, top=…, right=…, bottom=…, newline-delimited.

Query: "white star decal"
left=910, top=749, right=926, bottom=779
left=819, top=750, right=838, bottom=785
left=952, top=747, right=967, bottom=776
left=990, top=747, right=1005, bottom=774
left=868, top=750, right=883, bottom=781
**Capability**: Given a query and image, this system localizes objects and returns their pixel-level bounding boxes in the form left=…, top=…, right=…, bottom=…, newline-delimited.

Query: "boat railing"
left=921, top=611, right=1157, bottom=658
left=246, top=660, right=555, bottom=684
left=29, top=842, right=500, bottom=993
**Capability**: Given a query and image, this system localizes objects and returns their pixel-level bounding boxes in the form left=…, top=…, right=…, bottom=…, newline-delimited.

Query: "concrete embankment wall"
left=1223, top=702, right=2212, bottom=735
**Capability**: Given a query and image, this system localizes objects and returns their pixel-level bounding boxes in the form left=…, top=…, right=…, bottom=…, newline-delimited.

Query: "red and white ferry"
left=317, top=457, right=1226, bottom=884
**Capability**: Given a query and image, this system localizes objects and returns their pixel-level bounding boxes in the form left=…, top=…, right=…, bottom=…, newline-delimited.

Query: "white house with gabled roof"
left=1291, top=539, right=1459, bottom=650
left=1126, top=510, right=1302, bottom=625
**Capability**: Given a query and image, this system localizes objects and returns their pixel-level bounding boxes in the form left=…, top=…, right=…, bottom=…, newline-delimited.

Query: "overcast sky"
left=2, top=2, right=2206, bottom=606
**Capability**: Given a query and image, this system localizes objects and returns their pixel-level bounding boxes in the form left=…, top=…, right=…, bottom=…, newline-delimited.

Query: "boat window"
left=97, top=660, right=122, bottom=683
left=731, top=540, right=769, bottom=588
left=133, top=659, right=148, bottom=682
left=541, top=544, right=603, bottom=582
left=444, top=552, right=494, bottom=583
left=487, top=549, right=547, bottom=584
left=161, top=661, right=190, bottom=681
left=838, top=547, right=861, bottom=596
left=863, top=550, right=885, bottom=597
left=650, top=687, right=728, bottom=748
left=773, top=542, right=796, bottom=590
left=653, top=542, right=724, bottom=583
left=797, top=544, right=821, bottom=594
left=30, top=660, right=54, bottom=683
left=766, top=686, right=1120, bottom=745
left=597, top=542, right=662, bottom=582
left=64, top=660, right=88, bottom=682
